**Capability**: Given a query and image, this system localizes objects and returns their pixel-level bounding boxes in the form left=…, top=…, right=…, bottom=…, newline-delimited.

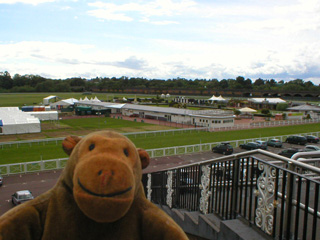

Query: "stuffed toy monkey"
left=0, top=130, right=188, bottom=240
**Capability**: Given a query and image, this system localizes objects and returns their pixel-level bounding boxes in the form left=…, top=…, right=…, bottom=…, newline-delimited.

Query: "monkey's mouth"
left=77, top=179, right=132, bottom=198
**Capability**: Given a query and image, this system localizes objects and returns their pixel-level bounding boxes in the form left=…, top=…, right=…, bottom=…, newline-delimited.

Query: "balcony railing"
left=142, top=150, right=320, bottom=240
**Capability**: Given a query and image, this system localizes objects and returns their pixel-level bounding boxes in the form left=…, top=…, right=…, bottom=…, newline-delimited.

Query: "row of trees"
left=0, top=71, right=319, bottom=93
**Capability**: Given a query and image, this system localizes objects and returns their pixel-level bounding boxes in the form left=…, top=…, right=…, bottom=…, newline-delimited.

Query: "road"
left=0, top=141, right=318, bottom=216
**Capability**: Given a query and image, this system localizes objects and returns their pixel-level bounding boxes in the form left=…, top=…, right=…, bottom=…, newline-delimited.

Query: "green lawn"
left=1, top=123, right=319, bottom=164
left=56, top=117, right=152, bottom=131
left=0, top=93, right=169, bottom=107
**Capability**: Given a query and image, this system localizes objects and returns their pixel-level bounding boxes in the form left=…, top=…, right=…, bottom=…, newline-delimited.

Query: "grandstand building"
left=75, top=101, right=235, bottom=129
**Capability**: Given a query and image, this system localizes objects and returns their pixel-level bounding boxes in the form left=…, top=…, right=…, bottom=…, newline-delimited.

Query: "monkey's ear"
left=138, top=148, right=150, bottom=169
left=62, top=136, right=81, bottom=155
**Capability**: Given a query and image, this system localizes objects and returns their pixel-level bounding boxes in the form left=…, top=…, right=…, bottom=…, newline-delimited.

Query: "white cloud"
left=1, top=39, right=320, bottom=83
left=87, top=0, right=196, bottom=23
left=0, top=0, right=55, bottom=5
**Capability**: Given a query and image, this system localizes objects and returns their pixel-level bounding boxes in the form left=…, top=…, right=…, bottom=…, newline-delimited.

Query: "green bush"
left=234, top=109, right=241, bottom=116
left=276, top=103, right=289, bottom=111
left=261, top=108, right=270, bottom=115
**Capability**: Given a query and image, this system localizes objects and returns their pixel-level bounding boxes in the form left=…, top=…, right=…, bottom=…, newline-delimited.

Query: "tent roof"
left=287, top=104, right=320, bottom=112
left=208, top=95, right=226, bottom=101
left=52, top=98, right=79, bottom=106
left=249, top=98, right=286, bottom=104
left=0, top=107, right=40, bottom=125
left=239, top=107, right=257, bottom=113
left=43, top=95, right=57, bottom=100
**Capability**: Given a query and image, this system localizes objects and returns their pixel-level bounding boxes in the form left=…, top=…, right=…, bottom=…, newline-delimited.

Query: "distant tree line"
left=0, top=71, right=319, bottom=93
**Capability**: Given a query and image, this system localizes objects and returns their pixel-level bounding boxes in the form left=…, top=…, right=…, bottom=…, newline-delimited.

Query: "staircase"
left=158, top=205, right=271, bottom=240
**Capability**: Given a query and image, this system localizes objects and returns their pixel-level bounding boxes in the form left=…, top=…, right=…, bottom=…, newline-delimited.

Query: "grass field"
left=0, top=92, right=165, bottom=107
left=0, top=121, right=319, bottom=164
left=0, top=116, right=175, bottom=141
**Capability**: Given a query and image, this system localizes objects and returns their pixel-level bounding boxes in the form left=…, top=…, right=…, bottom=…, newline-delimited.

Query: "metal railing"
left=142, top=150, right=320, bottom=240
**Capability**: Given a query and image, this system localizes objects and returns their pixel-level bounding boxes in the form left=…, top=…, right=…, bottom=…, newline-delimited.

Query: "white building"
left=75, top=101, right=235, bottom=129
left=0, top=107, right=41, bottom=135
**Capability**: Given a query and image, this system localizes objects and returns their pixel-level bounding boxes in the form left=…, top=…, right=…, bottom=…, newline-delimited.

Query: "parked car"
left=306, top=135, right=320, bottom=143
left=0, top=174, right=3, bottom=186
left=267, top=139, right=283, bottom=148
left=285, top=135, right=307, bottom=145
left=240, top=142, right=260, bottom=150
left=212, top=142, right=234, bottom=155
left=303, top=145, right=320, bottom=152
left=255, top=140, right=268, bottom=150
left=12, top=190, right=34, bottom=206
left=278, top=148, right=302, bottom=158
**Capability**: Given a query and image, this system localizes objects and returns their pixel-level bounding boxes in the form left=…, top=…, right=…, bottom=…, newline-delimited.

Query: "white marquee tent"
left=79, top=96, right=101, bottom=103
left=239, top=107, right=257, bottom=113
left=29, top=111, right=58, bottom=121
left=0, top=107, right=41, bottom=135
left=208, top=95, right=226, bottom=101
left=43, top=95, right=57, bottom=105
left=50, top=98, right=79, bottom=109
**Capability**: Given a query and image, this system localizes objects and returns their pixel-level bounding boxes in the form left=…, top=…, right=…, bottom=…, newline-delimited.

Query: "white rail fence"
left=1, top=131, right=319, bottom=176
left=0, top=127, right=209, bottom=149
left=210, top=118, right=320, bottom=131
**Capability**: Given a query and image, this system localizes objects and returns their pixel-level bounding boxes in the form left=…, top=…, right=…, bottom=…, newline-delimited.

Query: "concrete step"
left=157, top=205, right=220, bottom=239
left=157, top=205, right=271, bottom=240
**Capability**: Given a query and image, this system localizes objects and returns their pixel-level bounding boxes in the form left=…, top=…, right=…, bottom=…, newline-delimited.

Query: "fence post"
left=283, top=162, right=295, bottom=239
left=231, top=159, right=240, bottom=219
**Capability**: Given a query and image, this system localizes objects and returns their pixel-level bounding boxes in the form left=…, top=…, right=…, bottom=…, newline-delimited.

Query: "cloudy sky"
left=1, top=0, right=319, bottom=83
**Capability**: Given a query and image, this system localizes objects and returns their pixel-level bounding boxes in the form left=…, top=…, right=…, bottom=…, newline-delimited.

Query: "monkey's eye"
left=123, top=148, right=129, bottom=157
left=89, top=143, right=95, bottom=151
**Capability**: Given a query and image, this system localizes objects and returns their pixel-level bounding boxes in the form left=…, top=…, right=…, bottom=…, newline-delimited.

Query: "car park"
left=303, top=145, right=320, bottom=152
left=278, top=148, right=302, bottom=158
left=12, top=190, right=34, bottom=206
left=240, top=142, right=260, bottom=150
left=255, top=140, right=268, bottom=150
left=306, top=135, right=319, bottom=143
left=0, top=174, right=3, bottom=186
left=285, top=135, right=307, bottom=145
left=212, top=142, right=234, bottom=155
left=267, top=139, right=282, bottom=148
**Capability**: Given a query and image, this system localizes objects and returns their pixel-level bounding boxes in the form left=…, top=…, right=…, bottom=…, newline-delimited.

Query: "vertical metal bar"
left=197, top=165, right=201, bottom=211
left=279, top=171, right=287, bottom=240
left=239, top=158, right=244, bottom=216
left=208, top=163, right=213, bottom=213
left=226, top=161, right=231, bottom=219
left=249, top=158, right=255, bottom=222
left=254, top=159, right=259, bottom=226
left=302, top=179, right=310, bottom=240
left=284, top=162, right=295, bottom=239
left=273, top=168, right=279, bottom=239
left=218, top=162, right=223, bottom=216
left=294, top=176, right=302, bottom=240
left=222, top=161, right=227, bottom=219
left=244, top=157, right=250, bottom=219
left=231, top=159, right=239, bottom=219
left=213, top=163, right=218, bottom=212
left=192, top=166, right=196, bottom=211
left=311, top=183, right=319, bottom=240
left=285, top=168, right=294, bottom=240
left=176, top=169, right=181, bottom=208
